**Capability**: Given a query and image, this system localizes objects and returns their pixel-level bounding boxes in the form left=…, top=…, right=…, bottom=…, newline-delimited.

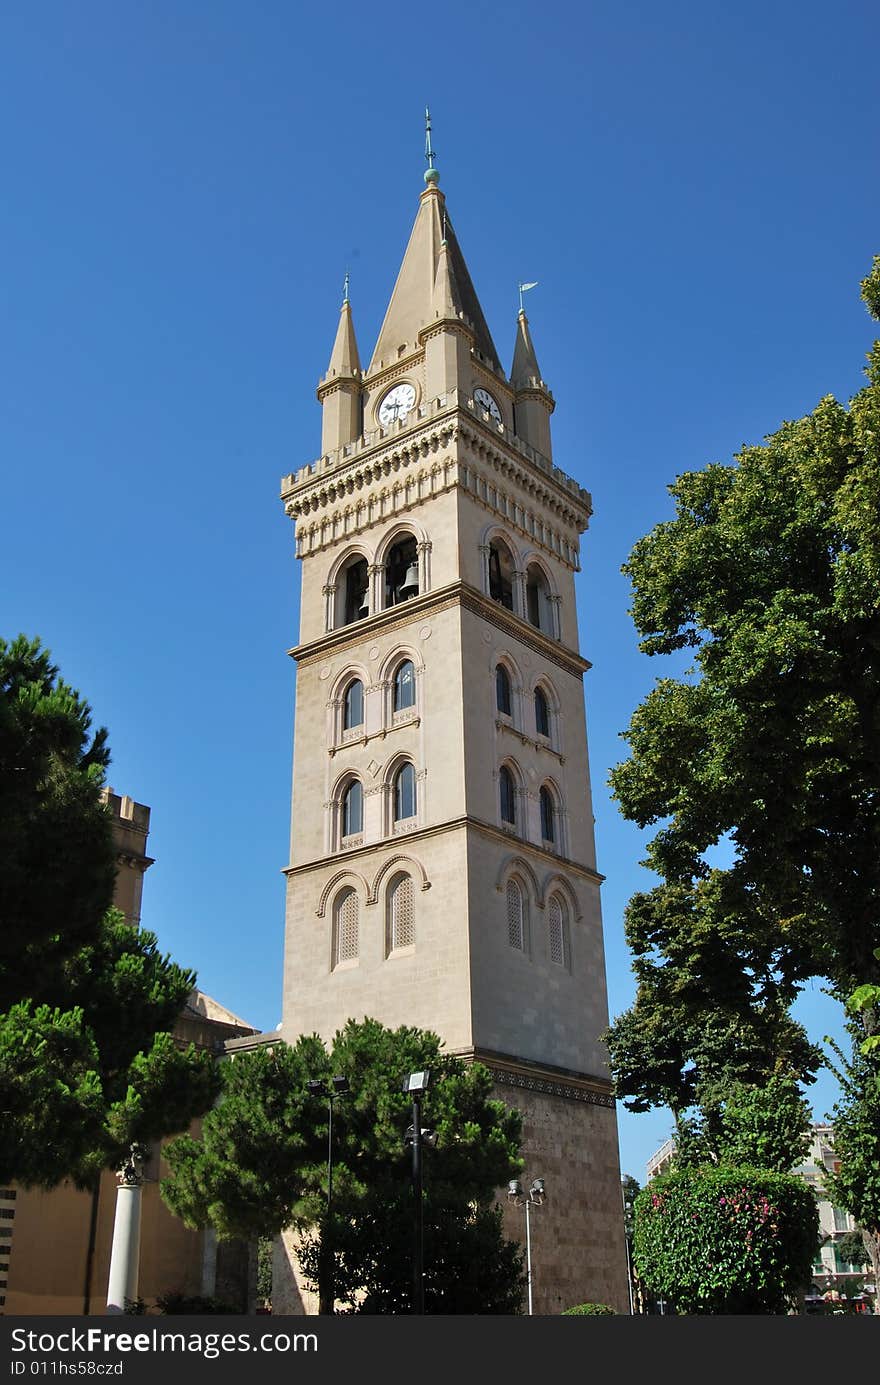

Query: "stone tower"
left=278, top=154, right=628, bottom=1314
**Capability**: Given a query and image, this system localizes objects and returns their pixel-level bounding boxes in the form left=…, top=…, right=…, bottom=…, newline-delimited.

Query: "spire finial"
left=424, top=106, right=439, bottom=185
left=342, top=269, right=350, bottom=305
left=518, top=281, right=539, bottom=314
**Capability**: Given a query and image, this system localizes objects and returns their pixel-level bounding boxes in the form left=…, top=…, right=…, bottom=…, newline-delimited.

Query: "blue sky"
left=2, top=1, right=877, bottom=1184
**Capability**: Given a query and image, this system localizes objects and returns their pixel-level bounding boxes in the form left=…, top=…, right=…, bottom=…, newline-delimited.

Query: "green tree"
left=161, top=1018, right=525, bottom=1315
left=822, top=1026, right=880, bottom=1288
left=1, top=909, right=220, bottom=1188
left=671, top=1073, right=812, bottom=1176
left=0, top=637, right=220, bottom=1189
left=633, top=1166, right=819, bottom=1314
left=0, top=635, right=116, bottom=1006
left=606, top=874, right=823, bottom=1122
left=609, top=259, right=880, bottom=1017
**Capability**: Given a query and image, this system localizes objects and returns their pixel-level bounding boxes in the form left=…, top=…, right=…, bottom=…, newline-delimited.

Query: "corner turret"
left=510, top=309, right=555, bottom=460
left=316, top=279, right=363, bottom=454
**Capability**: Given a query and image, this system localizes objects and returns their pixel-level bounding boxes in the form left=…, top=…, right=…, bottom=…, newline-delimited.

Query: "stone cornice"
left=281, top=397, right=591, bottom=540
left=282, top=810, right=603, bottom=886
left=458, top=585, right=591, bottom=675
left=289, top=581, right=591, bottom=679
left=451, top=1046, right=615, bottom=1108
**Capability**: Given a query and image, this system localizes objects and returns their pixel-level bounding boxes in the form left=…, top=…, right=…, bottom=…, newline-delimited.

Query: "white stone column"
left=106, top=1149, right=145, bottom=1313
left=417, top=540, right=432, bottom=595
left=478, top=543, right=490, bottom=595
left=512, top=569, right=527, bottom=619
left=323, top=584, right=337, bottom=633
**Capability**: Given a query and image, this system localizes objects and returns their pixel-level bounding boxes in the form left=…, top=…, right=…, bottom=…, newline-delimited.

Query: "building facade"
left=275, top=155, right=628, bottom=1314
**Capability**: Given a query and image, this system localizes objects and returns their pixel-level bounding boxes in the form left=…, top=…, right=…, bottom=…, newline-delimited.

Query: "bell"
left=397, top=562, right=419, bottom=601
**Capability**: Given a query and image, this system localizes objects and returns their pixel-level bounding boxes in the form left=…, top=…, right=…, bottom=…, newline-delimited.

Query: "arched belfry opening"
left=384, top=534, right=420, bottom=608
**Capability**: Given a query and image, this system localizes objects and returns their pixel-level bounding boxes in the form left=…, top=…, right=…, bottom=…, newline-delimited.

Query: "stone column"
left=106, top=1148, right=145, bottom=1313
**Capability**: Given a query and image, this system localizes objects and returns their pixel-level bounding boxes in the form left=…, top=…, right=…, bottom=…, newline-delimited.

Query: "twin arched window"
left=504, top=880, right=570, bottom=967
left=331, top=874, right=417, bottom=968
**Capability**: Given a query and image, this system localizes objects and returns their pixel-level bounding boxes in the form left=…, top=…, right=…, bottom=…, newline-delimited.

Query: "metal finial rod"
left=342, top=270, right=350, bottom=305
left=518, top=280, right=538, bottom=313
left=425, top=106, right=436, bottom=170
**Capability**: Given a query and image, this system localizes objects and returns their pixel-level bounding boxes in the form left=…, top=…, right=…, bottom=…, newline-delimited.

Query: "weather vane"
left=518, top=281, right=538, bottom=313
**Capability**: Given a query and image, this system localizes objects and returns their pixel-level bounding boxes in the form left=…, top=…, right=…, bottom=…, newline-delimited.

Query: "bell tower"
left=278, top=134, right=628, bottom=1315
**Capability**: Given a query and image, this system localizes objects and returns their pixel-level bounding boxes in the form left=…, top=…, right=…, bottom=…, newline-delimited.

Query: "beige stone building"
left=275, top=151, right=629, bottom=1314
left=2, top=791, right=257, bottom=1315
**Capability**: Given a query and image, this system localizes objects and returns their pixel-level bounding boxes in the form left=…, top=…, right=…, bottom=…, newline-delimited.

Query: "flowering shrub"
left=633, top=1165, right=818, bottom=1314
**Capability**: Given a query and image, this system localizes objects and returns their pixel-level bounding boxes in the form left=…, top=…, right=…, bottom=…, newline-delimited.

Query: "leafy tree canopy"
left=161, top=1018, right=525, bottom=1314
left=0, top=635, right=116, bottom=1005
left=1, top=909, right=220, bottom=1187
left=823, top=1023, right=880, bottom=1288
left=609, top=261, right=880, bottom=1005
left=1, top=636, right=220, bottom=1187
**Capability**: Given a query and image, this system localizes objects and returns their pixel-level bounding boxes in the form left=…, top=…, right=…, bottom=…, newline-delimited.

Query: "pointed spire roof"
left=322, top=287, right=361, bottom=383
left=432, top=233, right=463, bottom=320
left=368, top=183, right=502, bottom=376
left=510, top=310, right=549, bottom=394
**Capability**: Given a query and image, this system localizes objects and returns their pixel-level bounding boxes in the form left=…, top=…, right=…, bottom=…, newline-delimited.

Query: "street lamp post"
left=402, top=1069, right=435, bottom=1314
left=306, top=1074, right=350, bottom=1315
left=507, top=1177, right=546, bottom=1315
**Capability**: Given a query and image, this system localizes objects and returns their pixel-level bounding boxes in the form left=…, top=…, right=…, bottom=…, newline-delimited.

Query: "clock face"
left=378, top=382, right=416, bottom=426
left=474, top=387, right=502, bottom=424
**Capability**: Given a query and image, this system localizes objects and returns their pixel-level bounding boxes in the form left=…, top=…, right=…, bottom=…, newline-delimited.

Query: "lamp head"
left=306, top=1080, right=325, bottom=1096
left=402, top=1069, right=432, bottom=1094
left=507, top=1180, right=523, bottom=1199
left=332, top=1075, right=350, bottom=1095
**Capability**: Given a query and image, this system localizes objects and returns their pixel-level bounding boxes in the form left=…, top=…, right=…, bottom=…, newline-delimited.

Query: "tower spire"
left=316, top=276, right=362, bottom=453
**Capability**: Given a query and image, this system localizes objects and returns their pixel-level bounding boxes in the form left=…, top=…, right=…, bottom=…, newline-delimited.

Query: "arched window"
left=540, top=786, right=555, bottom=844
left=506, top=879, right=526, bottom=951
left=488, top=540, right=515, bottom=610
left=387, top=872, right=415, bottom=952
left=499, top=766, right=516, bottom=826
left=341, top=557, right=369, bottom=626
left=333, top=888, right=359, bottom=967
left=342, top=780, right=363, bottom=838
left=393, top=660, right=416, bottom=712
left=547, top=894, right=567, bottom=968
left=534, top=686, right=550, bottom=738
left=385, top=535, right=419, bottom=607
left=343, top=679, right=364, bottom=731
left=526, top=563, right=551, bottom=632
left=394, top=762, right=416, bottom=822
left=496, top=664, right=512, bottom=716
